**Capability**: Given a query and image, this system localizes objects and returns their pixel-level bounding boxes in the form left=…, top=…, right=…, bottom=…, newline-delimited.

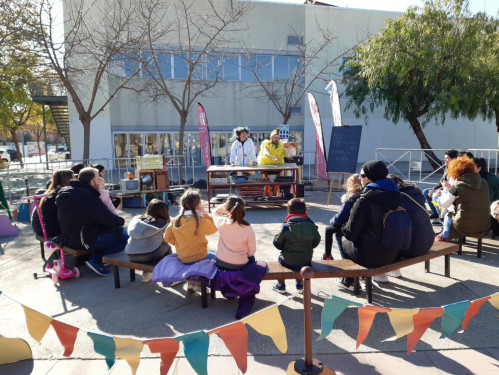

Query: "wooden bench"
left=102, top=251, right=214, bottom=308
left=35, top=234, right=97, bottom=263
left=457, top=230, right=490, bottom=258
left=262, top=241, right=459, bottom=303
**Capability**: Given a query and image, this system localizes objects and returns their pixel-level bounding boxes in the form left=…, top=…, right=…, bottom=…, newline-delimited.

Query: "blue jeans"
left=90, top=229, right=129, bottom=263
left=423, top=188, right=439, bottom=216
left=442, top=215, right=453, bottom=238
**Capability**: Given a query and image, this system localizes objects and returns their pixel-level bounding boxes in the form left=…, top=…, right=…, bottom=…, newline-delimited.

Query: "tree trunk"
left=36, top=137, right=42, bottom=163
left=82, top=116, right=91, bottom=162
left=9, top=129, right=23, bottom=167
left=494, top=107, right=499, bottom=133
left=177, top=111, right=187, bottom=184
left=407, top=116, right=441, bottom=170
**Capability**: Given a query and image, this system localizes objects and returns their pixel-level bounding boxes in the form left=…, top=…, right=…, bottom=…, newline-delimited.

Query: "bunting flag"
left=488, top=292, right=499, bottom=315
left=356, top=306, right=391, bottom=349
left=143, top=338, right=179, bottom=375
left=462, top=296, right=490, bottom=331
left=22, top=305, right=52, bottom=342
left=325, top=80, right=342, bottom=127
left=51, top=320, right=79, bottom=357
left=209, top=322, right=248, bottom=374
left=175, top=331, right=210, bottom=375
left=243, top=305, right=288, bottom=353
left=0, top=336, right=32, bottom=364
left=87, top=332, right=116, bottom=370
left=197, top=102, right=212, bottom=168
left=441, top=301, right=470, bottom=338
left=114, top=337, right=144, bottom=375
left=318, top=296, right=362, bottom=340
left=387, top=308, right=420, bottom=339
left=407, top=307, right=444, bottom=355
left=307, top=92, right=329, bottom=181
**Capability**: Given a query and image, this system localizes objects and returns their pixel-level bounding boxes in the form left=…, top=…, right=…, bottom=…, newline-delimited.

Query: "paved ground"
left=0, top=183, right=498, bottom=374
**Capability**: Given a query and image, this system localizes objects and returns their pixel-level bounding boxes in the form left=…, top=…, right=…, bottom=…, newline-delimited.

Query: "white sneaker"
left=373, top=273, right=390, bottom=283
left=142, top=272, right=152, bottom=283
left=386, top=269, right=402, bottom=278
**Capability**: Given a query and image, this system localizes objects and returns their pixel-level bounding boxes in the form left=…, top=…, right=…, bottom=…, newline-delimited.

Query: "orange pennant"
left=22, top=305, right=52, bottom=342
left=209, top=322, right=248, bottom=374
left=51, top=320, right=79, bottom=357
left=143, top=338, right=179, bottom=375
left=356, top=306, right=391, bottom=349
left=462, top=296, right=490, bottom=331
left=407, top=307, right=444, bottom=355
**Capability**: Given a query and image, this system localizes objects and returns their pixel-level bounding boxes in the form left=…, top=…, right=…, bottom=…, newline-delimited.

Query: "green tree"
left=341, top=0, right=488, bottom=169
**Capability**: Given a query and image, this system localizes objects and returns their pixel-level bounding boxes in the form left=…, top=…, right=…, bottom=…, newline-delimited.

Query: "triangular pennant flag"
left=462, top=296, right=490, bottom=331
left=356, top=306, right=391, bottom=349
left=87, top=332, right=116, bottom=370
left=287, top=361, right=297, bottom=374
left=175, top=331, right=210, bottom=375
left=488, top=293, right=499, bottom=315
left=319, top=295, right=362, bottom=340
left=243, top=306, right=288, bottom=353
left=22, top=305, right=52, bottom=342
left=51, top=320, right=79, bottom=357
left=407, top=307, right=444, bottom=354
left=441, top=300, right=470, bottom=338
left=143, top=338, right=179, bottom=375
left=0, top=335, right=32, bottom=364
left=209, top=322, right=248, bottom=374
left=114, top=337, right=144, bottom=375
left=387, top=308, right=420, bottom=339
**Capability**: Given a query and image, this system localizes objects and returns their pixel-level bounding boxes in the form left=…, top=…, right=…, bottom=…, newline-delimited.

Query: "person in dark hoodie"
left=340, top=160, right=405, bottom=286
left=272, top=198, right=321, bottom=293
left=56, top=167, right=128, bottom=276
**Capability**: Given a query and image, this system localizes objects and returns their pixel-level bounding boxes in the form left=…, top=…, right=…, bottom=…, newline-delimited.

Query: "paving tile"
left=426, top=349, right=499, bottom=375
left=48, top=359, right=109, bottom=374
left=362, top=351, right=441, bottom=375
left=0, top=359, right=55, bottom=375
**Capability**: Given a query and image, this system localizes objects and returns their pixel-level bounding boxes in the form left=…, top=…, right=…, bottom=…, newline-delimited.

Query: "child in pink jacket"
left=212, top=195, right=256, bottom=270
left=97, top=177, right=117, bottom=214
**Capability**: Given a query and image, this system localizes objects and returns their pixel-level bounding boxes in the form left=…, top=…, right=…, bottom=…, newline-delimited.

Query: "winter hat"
left=270, top=128, right=279, bottom=138
left=360, top=160, right=388, bottom=182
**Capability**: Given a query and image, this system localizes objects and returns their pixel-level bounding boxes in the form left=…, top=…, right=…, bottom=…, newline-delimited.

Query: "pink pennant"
left=462, top=296, right=490, bottom=331
left=51, top=320, right=79, bottom=357
left=209, top=322, right=248, bottom=374
left=356, top=306, right=391, bottom=349
left=407, top=307, right=444, bottom=355
left=143, top=338, right=179, bottom=375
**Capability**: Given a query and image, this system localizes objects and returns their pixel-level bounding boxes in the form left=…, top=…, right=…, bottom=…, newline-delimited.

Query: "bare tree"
left=33, top=0, right=146, bottom=160
left=133, top=0, right=252, bottom=181
left=240, top=21, right=352, bottom=125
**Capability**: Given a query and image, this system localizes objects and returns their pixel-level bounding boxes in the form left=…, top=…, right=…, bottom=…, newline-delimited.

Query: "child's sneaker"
left=386, top=269, right=402, bottom=278
left=142, top=271, right=152, bottom=283
left=435, top=233, right=453, bottom=243
left=335, top=277, right=354, bottom=292
left=321, top=253, right=333, bottom=260
left=272, top=283, right=286, bottom=293
left=373, top=273, right=390, bottom=283
left=295, top=282, right=303, bottom=293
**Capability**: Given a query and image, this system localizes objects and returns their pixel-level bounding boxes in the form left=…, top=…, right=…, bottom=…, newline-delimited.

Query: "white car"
left=48, top=147, right=69, bottom=161
left=0, top=150, right=11, bottom=163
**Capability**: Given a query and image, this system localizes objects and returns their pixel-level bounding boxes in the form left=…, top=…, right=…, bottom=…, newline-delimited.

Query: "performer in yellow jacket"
left=258, top=128, right=291, bottom=196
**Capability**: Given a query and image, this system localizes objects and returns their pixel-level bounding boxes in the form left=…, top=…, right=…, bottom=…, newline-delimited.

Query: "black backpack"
left=380, top=206, right=412, bottom=252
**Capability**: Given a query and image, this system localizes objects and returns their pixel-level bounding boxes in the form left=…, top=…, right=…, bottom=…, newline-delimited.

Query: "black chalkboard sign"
left=326, top=126, right=362, bottom=173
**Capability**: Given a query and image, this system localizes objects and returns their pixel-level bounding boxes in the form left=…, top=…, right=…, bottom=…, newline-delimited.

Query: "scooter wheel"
left=52, top=273, right=59, bottom=284
left=73, top=267, right=80, bottom=278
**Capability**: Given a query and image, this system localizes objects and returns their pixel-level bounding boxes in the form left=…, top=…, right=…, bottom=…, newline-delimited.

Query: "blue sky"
left=259, top=0, right=498, bottom=16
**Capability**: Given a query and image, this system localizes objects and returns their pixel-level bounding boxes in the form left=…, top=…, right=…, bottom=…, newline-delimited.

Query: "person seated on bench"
left=125, top=199, right=172, bottom=282
left=211, top=195, right=266, bottom=319
left=56, top=167, right=128, bottom=277
left=340, top=161, right=411, bottom=287
left=435, top=156, right=490, bottom=242
left=32, top=169, right=74, bottom=238
left=92, top=164, right=121, bottom=209
left=272, top=198, right=321, bottom=294
left=323, top=174, right=362, bottom=261
left=388, top=174, right=426, bottom=207
left=164, top=189, right=218, bottom=293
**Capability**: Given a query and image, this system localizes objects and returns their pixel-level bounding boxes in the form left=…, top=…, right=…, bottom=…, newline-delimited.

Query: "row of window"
left=110, top=51, right=304, bottom=83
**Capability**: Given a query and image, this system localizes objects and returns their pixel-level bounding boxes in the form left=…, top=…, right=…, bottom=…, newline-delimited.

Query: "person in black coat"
left=56, top=167, right=128, bottom=276
left=388, top=174, right=426, bottom=207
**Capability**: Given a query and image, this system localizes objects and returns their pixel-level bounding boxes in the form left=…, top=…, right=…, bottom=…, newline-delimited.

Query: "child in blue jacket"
left=323, top=174, right=362, bottom=260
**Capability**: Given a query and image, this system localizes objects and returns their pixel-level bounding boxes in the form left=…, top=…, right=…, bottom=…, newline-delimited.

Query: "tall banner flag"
left=197, top=103, right=212, bottom=168
left=325, top=80, right=342, bottom=127
left=307, top=92, right=329, bottom=180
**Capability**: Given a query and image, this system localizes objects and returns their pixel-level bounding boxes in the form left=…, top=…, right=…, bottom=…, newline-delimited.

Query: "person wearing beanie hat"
left=257, top=128, right=291, bottom=196
left=338, top=160, right=409, bottom=287
left=230, top=126, right=257, bottom=167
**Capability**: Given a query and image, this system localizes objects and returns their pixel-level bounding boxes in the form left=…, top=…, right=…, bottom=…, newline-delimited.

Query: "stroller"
left=24, top=194, right=80, bottom=284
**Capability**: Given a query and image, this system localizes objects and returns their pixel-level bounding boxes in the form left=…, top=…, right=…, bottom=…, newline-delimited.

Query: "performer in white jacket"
left=230, top=127, right=257, bottom=166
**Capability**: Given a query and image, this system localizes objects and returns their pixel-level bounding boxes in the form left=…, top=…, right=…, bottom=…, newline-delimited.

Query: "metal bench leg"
left=444, top=254, right=450, bottom=277
left=353, top=277, right=360, bottom=295
left=210, top=287, right=216, bottom=300
left=130, top=268, right=135, bottom=282
left=366, top=277, right=372, bottom=303
left=201, top=284, right=208, bottom=308
left=113, top=265, right=120, bottom=288
left=425, top=260, right=430, bottom=273
left=457, top=239, right=463, bottom=255
left=477, top=238, right=482, bottom=258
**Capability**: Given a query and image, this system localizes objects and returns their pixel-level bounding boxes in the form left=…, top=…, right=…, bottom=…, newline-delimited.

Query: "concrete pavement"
left=0, top=184, right=498, bottom=374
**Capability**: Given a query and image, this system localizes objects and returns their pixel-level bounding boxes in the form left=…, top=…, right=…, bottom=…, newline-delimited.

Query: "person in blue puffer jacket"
left=322, top=174, right=362, bottom=260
